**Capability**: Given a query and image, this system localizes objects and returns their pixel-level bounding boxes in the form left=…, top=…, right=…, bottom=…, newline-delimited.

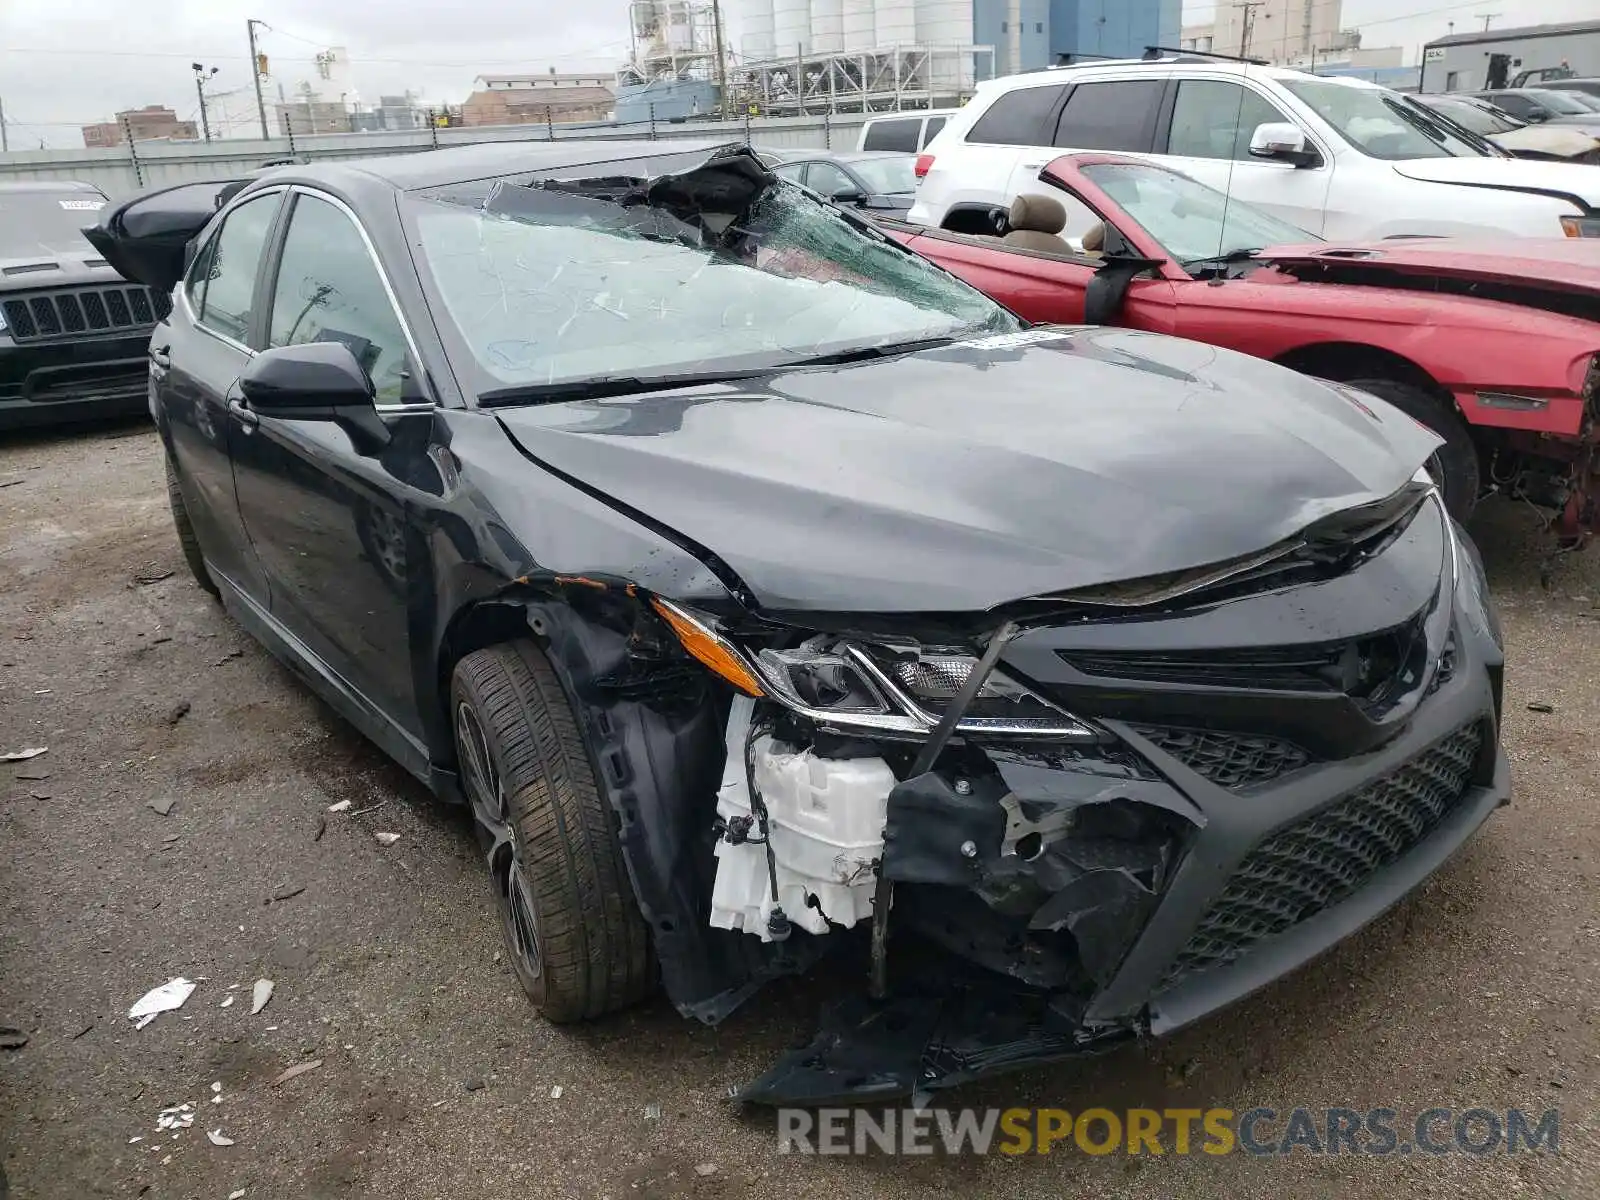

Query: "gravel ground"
left=1, top=422, right=1597, bottom=1200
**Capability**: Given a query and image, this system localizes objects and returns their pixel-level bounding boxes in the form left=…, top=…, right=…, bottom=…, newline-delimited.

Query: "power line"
left=0, top=42, right=631, bottom=68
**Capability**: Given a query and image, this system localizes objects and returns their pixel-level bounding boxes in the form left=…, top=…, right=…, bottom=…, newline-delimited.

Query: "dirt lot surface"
left=1, top=422, right=1598, bottom=1200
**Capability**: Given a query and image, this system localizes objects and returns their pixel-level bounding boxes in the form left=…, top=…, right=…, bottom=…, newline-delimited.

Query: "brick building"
left=460, top=71, right=615, bottom=127
left=81, top=106, right=198, bottom=148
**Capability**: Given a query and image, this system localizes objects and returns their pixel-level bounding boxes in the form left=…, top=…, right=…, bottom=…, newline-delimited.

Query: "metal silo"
left=811, top=0, right=843, bottom=53
left=734, top=0, right=777, bottom=61
left=916, top=0, right=970, bottom=86
left=840, top=0, right=875, bottom=50
left=772, top=0, right=812, bottom=58
left=874, top=0, right=917, bottom=49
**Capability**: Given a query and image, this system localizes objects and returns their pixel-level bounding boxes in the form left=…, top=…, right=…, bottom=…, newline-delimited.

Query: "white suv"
left=907, top=58, right=1600, bottom=241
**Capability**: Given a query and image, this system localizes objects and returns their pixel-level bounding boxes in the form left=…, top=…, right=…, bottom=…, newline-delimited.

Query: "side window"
left=1166, top=80, right=1294, bottom=160
left=1051, top=80, right=1163, bottom=150
left=922, top=115, right=948, bottom=146
left=967, top=84, right=1068, bottom=145
left=772, top=163, right=807, bottom=184
left=267, top=194, right=409, bottom=403
left=863, top=118, right=920, bottom=152
left=806, top=163, right=856, bottom=197
left=192, top=193, right=279, bottom=344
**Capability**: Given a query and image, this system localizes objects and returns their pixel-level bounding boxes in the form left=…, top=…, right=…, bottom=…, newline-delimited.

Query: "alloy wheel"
left=455, top=700, right=543, bottom=992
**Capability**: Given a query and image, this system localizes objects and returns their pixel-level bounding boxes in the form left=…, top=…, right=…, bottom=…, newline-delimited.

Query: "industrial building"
left=1419, top=19, right=1600, bottom=95
left=462, top=72, right=617, bottom=126
left=614, top=0, right=1176, bottom=120
left=80, top=106, right=197, bottom=148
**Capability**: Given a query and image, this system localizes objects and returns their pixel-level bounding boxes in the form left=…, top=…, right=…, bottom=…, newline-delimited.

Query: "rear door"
left=940, top=83, right=1070, bottom=228
left=1155, top=78, right=1333, bottom=232
left=1007, top=79, right=1164, bottom=241
left=160, top=188, right=285, bottom=605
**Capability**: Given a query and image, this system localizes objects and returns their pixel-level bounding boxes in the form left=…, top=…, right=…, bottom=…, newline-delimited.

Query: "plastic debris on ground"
left=207, top=1129, right=235, bottom=1147
left=695, top=1163, right=718, bottom=1177
left=1, top=748, right=47, bottom=762
left=250, top=979, right=274, bottom=1015
left=129, top=978, right=196, bottom=1029
left=156, top=1104, right=195, bottom=1132
left=230, top=1191, right=247, bottom=1199
left=373, top=832, right=401, bottom=846
left=549, top=1085, right=563, bottom=1099
left=644, top=1103, right=662, bottom=1120
left=219, top=995, right=235, bottom=1009
left=272, top=1059, right=322, bottom=1086
left=326, top=800, right=352, bottom=813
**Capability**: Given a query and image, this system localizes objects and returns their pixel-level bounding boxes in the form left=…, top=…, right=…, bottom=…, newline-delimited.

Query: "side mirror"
left=238, top=341, right=390, bottom=446
left=1248, top=122, right=1319, bottom=167
left=1527, top=108, right=1551, bottom=123
left=832, top=189, right=867, bottom=204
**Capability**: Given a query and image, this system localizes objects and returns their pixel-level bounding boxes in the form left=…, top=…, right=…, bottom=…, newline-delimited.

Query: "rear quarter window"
left=966, top=85, right=1068, bottom=145
left=863, top=118, right=921, bottom=152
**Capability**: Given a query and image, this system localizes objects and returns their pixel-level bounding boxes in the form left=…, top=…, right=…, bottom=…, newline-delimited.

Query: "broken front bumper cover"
left=736, top=652, right=1507, bottom=1103
left=726, top=502, right=1508, bottom=1105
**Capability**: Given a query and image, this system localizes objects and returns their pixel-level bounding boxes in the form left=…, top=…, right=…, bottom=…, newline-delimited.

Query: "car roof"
left=976, top=58, right=1377, bottom=94
left=0, top=179, right=106, bottom=195
left=269, top=138, right=744, bottom=193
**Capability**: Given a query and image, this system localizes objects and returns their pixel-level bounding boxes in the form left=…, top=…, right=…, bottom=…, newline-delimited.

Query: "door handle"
left=227, top=396, right=259, bottom=430
left=150, top=344, right=171, bottom=368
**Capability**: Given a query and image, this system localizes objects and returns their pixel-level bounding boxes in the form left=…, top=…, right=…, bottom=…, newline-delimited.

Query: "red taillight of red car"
left=914, top=154, right=934, bottom=180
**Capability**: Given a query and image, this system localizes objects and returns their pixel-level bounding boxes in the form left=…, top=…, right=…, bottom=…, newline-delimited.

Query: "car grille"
left=2, top=285, right=156, bottom=343
left=1160, top=722, right=1484, bottom=987
left=1128, top=725, right=1310, bottom=789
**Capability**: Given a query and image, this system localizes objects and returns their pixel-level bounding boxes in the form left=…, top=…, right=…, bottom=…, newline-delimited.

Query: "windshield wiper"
left=794, top=334, right=960, bottom=366
left=1181, top=247, right=1262, bottom=271
left=478, top=367, right=775, bottom=407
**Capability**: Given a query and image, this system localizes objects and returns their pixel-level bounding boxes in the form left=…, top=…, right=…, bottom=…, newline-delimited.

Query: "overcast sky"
left=0, top=0, right=1594, bottom=148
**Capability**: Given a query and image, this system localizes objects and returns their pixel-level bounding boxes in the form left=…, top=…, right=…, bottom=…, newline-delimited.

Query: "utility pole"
left=1475, top=13, right=1498, bottom=32
left=0, top=97, right=8, bottom=154
left=1232, top=1, right=1265, bottom=61
left=247, top=19, right=270, bottom=140
left=192, top=63, right=219, bottom=141
left=710, top=0, right=728, bottom=114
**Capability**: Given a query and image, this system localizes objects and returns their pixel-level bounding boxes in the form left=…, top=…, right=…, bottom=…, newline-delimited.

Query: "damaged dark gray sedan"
left=92, top=140, right=1510, bottom=1105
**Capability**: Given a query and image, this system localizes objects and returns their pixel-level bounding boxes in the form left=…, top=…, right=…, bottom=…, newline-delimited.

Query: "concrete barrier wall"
left=0, top=114, right=870, bottom=199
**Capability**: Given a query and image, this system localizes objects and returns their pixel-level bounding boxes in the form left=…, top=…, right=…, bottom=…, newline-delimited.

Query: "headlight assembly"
left=651, top=598, right=1096, bottom=741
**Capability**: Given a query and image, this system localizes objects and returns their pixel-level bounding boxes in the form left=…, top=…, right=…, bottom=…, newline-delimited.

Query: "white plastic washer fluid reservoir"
left=709, top=695, right=896, bottom=940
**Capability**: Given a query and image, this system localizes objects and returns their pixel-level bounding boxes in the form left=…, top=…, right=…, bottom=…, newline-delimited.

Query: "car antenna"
left=1214, top=69, right=1250, bottom=268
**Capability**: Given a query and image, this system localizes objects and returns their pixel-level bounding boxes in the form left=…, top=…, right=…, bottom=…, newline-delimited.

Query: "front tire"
left=1340, top=377, right=1480, bottom=520
left=450, top=640, right=654, bottom=1023
left=164, top=457, right=219, bottom=598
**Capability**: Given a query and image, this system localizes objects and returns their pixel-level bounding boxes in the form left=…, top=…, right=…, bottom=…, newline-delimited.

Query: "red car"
left=885, top=153, right=1600, bottom=541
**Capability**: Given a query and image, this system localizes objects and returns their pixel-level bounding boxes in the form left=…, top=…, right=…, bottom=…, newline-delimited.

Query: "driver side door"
left=227, top=187, right=434, bottom=762
left=1157, top=80, right=1333, bottom=234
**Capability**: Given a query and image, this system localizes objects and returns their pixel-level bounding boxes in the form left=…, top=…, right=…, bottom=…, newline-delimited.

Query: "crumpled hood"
left=1257, top=237, right=1600, bottom=296
left=1390, top=156, right=1600, bottom=207
left=494, top=328, right=1441, bottom=614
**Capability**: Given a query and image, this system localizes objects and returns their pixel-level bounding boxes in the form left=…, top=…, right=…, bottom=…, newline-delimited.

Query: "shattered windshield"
left=0, top=191, right=107, bottom=259
left=408, top=151, right=1015, bottom=398
left=1079, top=161, right=1318, bottom=267
left=1283, top=79, right=1485, bottom=160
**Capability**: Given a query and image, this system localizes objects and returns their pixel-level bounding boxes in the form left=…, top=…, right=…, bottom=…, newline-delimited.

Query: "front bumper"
left=735, top=500, right=1508, bottom=1104
left=0, top=334, right=151, bottom=431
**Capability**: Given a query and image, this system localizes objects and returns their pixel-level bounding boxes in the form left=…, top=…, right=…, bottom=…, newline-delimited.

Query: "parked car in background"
left=1471, top=88, right=1600, bottom=124
left=769, top=150, right=919, bottom=216
left=888, top=152, right=1600, bottom=539
left=0, top=181, right=162, bottom=432
left=855, top=107, right=958, bottom=152
left=1414, top=94, right=1600, bottom=162
left=90, top=140, right=1510, bottom=1103
left=908, top=58, right=1600, bottom=241
left=1540, top=78, right=1600, bottom=103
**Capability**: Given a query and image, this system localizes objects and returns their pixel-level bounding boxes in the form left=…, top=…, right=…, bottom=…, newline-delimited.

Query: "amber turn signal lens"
left=650, top=598, right=765, bottom=697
